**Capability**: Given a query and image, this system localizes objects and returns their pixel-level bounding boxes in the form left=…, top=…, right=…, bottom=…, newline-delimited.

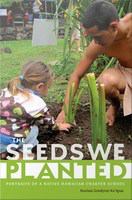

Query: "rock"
left=0, top=47, right=12, bottom=54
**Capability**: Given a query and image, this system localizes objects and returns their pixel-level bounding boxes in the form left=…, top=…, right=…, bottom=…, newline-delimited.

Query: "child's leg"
left=0, top=126, right=39, bottom=160
left=23, top=125, right=39, bottom=146
left=18, top=125, right=39, bottom=159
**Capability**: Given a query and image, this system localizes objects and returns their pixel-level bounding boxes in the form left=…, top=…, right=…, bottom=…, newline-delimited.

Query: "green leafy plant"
left=64, top=82, right=83, bottom=124
left=86, top=73, right=107, bottom=151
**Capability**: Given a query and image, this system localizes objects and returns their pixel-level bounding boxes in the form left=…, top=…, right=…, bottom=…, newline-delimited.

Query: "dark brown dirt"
left=38, top=102, right=132, bottom=160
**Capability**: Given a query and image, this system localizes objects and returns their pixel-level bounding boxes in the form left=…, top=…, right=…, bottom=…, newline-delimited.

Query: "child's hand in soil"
left=56, top=122, right=71, bottom=132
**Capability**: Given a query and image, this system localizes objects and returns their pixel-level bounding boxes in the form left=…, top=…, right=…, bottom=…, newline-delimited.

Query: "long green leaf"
left=86, top=73, right=99, bottom=150
left=98, top=84, right=107, bottom=149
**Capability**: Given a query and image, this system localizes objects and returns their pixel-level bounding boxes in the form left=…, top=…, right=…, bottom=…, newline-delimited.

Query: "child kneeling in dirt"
left=0, top=61, right=70, bottom=159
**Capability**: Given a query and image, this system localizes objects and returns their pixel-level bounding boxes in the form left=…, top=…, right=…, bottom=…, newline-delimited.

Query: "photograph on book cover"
left=0, top=0, right=132, bottom=200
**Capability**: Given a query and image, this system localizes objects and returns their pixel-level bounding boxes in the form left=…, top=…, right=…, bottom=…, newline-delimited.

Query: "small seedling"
left=64, top=82, right=83, bottom=124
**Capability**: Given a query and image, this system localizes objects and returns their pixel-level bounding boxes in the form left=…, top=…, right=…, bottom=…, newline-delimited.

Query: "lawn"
left=0, top=39, right=64, bottom=87
left=0, top=39, right=82, bottom=103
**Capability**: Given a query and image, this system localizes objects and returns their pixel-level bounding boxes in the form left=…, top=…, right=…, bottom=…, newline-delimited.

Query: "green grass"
left=0, top=39, right=82, bottom=103
left=0, top=40, right=63, bottom=86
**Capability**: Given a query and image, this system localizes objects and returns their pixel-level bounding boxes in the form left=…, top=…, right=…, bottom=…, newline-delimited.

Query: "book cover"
left=0, top=0, right=132, bottom=200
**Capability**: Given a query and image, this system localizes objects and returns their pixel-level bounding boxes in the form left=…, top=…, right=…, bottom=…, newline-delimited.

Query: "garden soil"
left=38, top=102, right=132, bottom=160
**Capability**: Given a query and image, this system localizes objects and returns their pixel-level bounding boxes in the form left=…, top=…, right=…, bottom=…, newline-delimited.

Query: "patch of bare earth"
left=38, top=103, right=132, bottom=160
